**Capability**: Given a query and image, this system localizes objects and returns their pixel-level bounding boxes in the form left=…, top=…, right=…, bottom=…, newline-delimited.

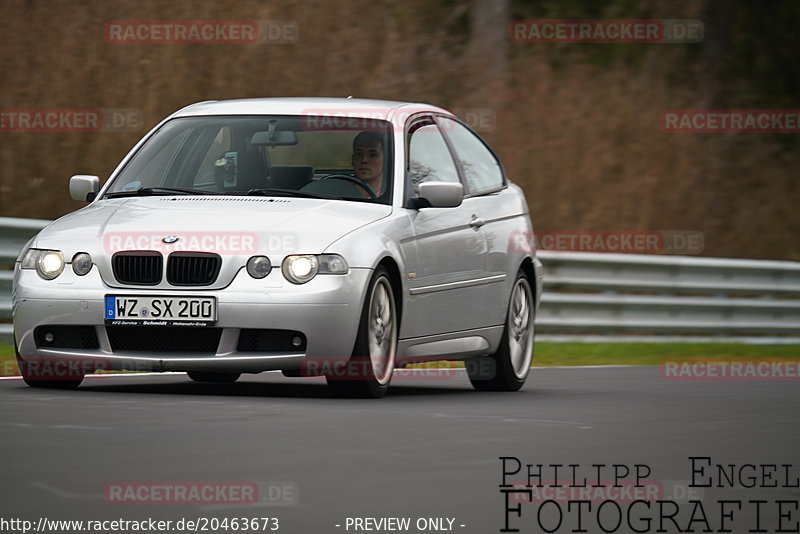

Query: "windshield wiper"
left=245, top=188, right=380, bottom=203
left=240, top=188, right=341, bottom=200
left=106, top=187, right=218, bottom=198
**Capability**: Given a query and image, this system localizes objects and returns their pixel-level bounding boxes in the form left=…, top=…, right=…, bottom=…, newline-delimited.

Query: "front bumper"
left=12, top=266, right=371, bottom=374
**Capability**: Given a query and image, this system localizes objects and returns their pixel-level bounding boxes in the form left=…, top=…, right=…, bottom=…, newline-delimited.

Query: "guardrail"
left=0, top=217, right=53, bottom=340
left=2, top=217, right=799, bottom=343
left=537, top=252, right=800, bottom=342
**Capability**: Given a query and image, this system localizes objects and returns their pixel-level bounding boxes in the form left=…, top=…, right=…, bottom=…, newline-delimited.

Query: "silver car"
left=12, top=98, right=543, bottom=397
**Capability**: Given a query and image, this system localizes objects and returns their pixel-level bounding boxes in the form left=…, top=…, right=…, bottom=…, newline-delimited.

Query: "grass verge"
left=532, top=343, right=800, bottom=366
left=1, top=342, right=17, bottom=376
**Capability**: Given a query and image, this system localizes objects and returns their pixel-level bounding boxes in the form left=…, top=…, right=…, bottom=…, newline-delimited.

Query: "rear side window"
left=437, top=117, right=504, bottom=194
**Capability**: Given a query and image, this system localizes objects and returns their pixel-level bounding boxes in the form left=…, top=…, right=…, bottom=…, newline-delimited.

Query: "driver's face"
left=352, top=139, right=383, bottom=189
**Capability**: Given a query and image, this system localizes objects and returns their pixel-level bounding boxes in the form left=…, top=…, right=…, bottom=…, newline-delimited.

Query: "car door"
left=400, top=116, right=489, bottom=339
left=436, top=116, right=511, bottom=328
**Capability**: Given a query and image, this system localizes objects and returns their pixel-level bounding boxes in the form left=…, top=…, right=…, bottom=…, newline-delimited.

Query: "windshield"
left=105, top=115, right=393, bottom=204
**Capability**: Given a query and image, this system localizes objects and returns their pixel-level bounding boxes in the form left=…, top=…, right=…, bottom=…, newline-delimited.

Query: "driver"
left=351, top=131, right=385, bottom=197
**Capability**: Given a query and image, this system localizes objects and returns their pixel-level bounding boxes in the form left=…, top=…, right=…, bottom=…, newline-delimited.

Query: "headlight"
left=71, top=252, right=93, bottom=276
left=21, top=249, right=65, bottom=280
left=280, top=254, right=348, bottom=284
left=246, top=256, right=272, bottom=279
left=282, top=255, right=318, bottom=284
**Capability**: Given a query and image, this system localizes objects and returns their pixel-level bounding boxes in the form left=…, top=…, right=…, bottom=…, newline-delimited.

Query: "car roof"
left=172, top=97, right=453, bottom=121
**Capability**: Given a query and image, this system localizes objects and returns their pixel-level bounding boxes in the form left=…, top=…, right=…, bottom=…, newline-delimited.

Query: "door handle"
left=469, top=216, right=485, bottom=228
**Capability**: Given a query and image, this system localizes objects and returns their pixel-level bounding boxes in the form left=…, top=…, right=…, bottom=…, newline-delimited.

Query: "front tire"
left=467, top=271, right=535, bottom=391
left=15, top=338, right=84, bottom=389
left=326, top=266, right=398, bottom=398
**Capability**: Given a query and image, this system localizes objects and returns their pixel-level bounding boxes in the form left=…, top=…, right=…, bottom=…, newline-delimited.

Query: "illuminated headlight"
left=71, top=252, right=92, bottom=276
left=21, top=249, right=65, bottom=280
left=246, top=256, right=272, bottom=279
left=282, top=255, right=318, bottom=284
left=281, top=254, right=348, bottom=284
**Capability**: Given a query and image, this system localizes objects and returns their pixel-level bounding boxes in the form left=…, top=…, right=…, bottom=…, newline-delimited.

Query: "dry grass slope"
left=0, top=0, right=797, bottom=259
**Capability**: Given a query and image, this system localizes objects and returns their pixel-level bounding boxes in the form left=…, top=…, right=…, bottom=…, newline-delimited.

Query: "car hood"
left=32, top=197, right=392, bottom=257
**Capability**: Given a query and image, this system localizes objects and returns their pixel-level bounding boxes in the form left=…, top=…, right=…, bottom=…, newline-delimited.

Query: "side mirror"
left=70, top=175, right=100, bottom=202
left=413, top=182, right=463, bottom=208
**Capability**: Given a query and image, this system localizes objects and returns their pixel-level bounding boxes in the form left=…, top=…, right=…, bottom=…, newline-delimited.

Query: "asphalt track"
left=1, top=366, right=798, bottom=533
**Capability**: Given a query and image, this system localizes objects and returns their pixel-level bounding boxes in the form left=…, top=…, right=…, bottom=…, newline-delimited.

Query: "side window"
left=406, top=118, right=460, bottom=185
left=437, top=117, right=504, bottom=194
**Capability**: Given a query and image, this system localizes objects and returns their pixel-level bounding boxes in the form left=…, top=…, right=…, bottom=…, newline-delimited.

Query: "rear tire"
left=326, top=266, right=397, bottom=398
left=467, top=271, right=535, bottom=391
left=15, top=338, right=84, bottom=389
left=187, top=371, right=241, bottom=383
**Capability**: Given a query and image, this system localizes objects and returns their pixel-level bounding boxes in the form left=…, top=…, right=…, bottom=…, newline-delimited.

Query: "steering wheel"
left=322, top=174, right=377, bottom=199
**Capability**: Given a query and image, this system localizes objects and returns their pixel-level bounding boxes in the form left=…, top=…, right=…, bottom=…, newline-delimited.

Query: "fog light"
left=291, top=336, right=303, bottom=347
left=44, top=332, right=54, bottom=343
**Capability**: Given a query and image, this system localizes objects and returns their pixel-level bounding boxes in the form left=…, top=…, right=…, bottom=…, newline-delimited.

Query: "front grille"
left=237, top=329, right=306, bottom=352
left=106, top=326, right=222, bottom=353
left=167, top=253, right=221, bottom=286
left=34, top=325, right=100, bottom=349
left=113, top=252, right=163, bottom=285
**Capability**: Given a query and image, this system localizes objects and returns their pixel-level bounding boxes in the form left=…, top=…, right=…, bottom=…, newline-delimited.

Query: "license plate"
left=105, top=295, right=217, bottom=327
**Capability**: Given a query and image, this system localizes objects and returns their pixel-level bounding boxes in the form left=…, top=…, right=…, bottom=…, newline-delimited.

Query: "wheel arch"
left=375, top=256, right=403, bottom=332
left=519, top=255, right=543, bottom=311
left=520, top=257, right=535, bottom=284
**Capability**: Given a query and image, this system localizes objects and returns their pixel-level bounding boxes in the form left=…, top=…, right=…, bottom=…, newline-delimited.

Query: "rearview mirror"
left=413, top=182, right=463, bottom=208
left=69, top=175, right=100, bottom=202
left=250, top=130, right=298, bottom=146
